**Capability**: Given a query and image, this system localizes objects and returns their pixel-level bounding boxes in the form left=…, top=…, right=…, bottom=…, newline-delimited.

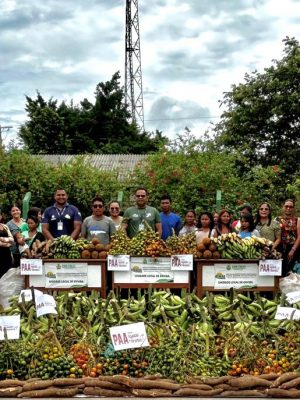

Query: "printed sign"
left=274, top=306, right=300, bottom=320
left=214, top=263, right=258, bottom=289
left=171, top=254, right=193, bottom=271
left=110, top=322, right=149, bottom=351
left=20, top=259, right=43, bottom=275
left=44, top=262, right=88, bottom=288
left=19, top=289, right=43, bottom=303
left=259, top=259, right=282, bottom=276
left=35, top=294, right=57, bottom=317
left=114, top=257, right=189, bottom=284
left=0, top=316, right=21, bottom=340
left=286, top=291, right=300, bottom=305
left=107, top=255, right=130, bottom=271
left=130, top=257, right=173, bottom=283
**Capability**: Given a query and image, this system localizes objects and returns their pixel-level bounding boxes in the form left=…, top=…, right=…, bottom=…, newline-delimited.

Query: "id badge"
left=57, top=222, right=63, bottom=231
left=138, top=223, right=145, bottom=231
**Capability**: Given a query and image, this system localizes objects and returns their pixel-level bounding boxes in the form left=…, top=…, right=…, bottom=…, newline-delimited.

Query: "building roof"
left=36, top=154, right=149, bottom=179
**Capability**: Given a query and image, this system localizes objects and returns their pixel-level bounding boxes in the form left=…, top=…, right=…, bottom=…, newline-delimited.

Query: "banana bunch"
left=244, top=296, right=278, bottom=320
left=212, top=233, right=262, bottom=259
left=52, top=235, right=81, bottom=259
left=75, top=237, right=90, bottom=251
left=252, top=237, right=283, bottom=260
left=212, top=292, right=280, bottom=323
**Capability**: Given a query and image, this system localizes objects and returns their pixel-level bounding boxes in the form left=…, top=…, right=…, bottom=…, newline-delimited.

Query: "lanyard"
left=55, top=207, right=66, bottom=222
left=138, top=207, right=147, bottom=223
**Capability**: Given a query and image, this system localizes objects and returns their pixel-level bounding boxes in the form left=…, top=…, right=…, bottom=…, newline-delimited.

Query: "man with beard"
left=42, top=189, right=82, bottom=240
left=122, top=187, right=161, bottom=238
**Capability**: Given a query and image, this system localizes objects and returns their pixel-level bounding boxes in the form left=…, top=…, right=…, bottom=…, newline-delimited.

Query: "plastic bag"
left=279, top=272, right=300, bottom=294
left=0, top=267, right=25, bottom=308
left=293, top=262, right=300, bottom=274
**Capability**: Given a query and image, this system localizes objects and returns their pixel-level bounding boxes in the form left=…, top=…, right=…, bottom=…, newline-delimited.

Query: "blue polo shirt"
left=42, top=203, right=82, bottom=238
left=160, top=212, right=182, bottom=241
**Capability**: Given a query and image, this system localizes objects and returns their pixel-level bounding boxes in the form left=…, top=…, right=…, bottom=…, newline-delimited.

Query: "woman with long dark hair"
left=178, top=210, right=197, bottom=236
left=255, top=202, right=281, bottom=249
left=212, top=209, right=235, bottom=237
left=239, top=214, right=260, bottom=239
left=196, top=212, right=214, bottom=243
left=6, top=205, right=26, bottom=267
left=275, top=199, right=300, bottom=275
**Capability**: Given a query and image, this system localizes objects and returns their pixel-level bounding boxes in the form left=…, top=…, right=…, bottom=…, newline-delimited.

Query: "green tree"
left=0, top=149, right=123, bottom=218
left=19, top=93, right=72, bottom=153
left=18, top=72, right=167, bottom=154
left=214, top=37, right=300, bottom=178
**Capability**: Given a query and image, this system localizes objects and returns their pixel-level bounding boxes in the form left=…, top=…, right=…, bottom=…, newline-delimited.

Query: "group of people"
left=170, top=200, right=300, bottom=276
left=0, top=187, right=299, bottom=277
left=0, top=189, right=123, bottom=277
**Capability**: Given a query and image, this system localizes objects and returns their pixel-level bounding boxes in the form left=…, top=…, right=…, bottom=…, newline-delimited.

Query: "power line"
left=145, top=116, right=220, bottom=121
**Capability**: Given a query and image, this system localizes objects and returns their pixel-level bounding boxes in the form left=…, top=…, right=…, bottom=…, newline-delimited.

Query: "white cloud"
left=1, top=0, right=300, bottom=143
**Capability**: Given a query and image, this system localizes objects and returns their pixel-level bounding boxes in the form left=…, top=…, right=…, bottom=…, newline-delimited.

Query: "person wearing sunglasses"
left=275, top=199, right=300, bottom=275
left=122, top=187, right=162, bottom=238
left=81, top=196, right=116, bottom=244
left=108, top=201, right=123, bottom=229
left=255, top=202, right=281, bottom=249
left=42, top=189, right=82, bottom=240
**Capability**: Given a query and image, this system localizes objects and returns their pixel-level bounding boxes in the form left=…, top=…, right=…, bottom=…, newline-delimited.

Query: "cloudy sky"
left=1, top=0, right=300, bottom=146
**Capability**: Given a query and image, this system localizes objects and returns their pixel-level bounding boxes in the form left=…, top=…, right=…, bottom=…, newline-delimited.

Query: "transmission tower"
left=0, top=125, right=13, bottom=148
left=125, top=0, right=144, bottom=131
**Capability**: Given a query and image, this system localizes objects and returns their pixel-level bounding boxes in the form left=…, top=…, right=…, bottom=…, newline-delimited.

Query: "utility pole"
left=0, top=125, right=13, bottom=148
left=125, top=0, right=145, bottom=131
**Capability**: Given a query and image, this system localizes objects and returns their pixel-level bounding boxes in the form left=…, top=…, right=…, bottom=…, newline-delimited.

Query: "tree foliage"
left=129, top=133, right=288, bottom=217
left=0, top=148, right=122, bottom=218
left=0, top=144, right=295, bottom=221
left=18, top=72, right=167, bottom=154
left=214, top=37, right=300, bottom=178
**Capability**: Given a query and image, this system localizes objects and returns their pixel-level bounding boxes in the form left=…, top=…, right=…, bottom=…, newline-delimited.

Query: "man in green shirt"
left=122, top=187, right=162, bottom=238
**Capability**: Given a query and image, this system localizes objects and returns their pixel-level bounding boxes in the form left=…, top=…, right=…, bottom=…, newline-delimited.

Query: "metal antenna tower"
left=125, top=0, right=144, bottom=131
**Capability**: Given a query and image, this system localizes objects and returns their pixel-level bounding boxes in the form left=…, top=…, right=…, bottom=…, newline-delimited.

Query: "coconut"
left=81, top=250, right=91, bottom=259
left=91, top=250, right=99, bottom=259
left=196, top=251, right=203, bottom=259
left=91, top=237, right=100, bottom=246
left=95, top=243, right=105, bottom=251
left=212, top=251, right=221, bottom=259
left=99, top=251, right=107, bottom=259
left=202, top=237, right=211, bottom=247
left=105, top=244, right=112, bottom=251
left=203, top=250, right=212, bottom=259
left=209, top=244, right=217, bottom=253
left=197, top=242, right=206, bottom=252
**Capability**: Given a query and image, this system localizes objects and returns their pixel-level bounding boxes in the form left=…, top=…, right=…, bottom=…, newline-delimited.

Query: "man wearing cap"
left=232, top=203, right=253, bottom=231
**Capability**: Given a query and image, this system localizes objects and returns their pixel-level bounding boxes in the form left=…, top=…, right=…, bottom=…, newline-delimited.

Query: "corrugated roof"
left=36, top=154, right=149, bottom=179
